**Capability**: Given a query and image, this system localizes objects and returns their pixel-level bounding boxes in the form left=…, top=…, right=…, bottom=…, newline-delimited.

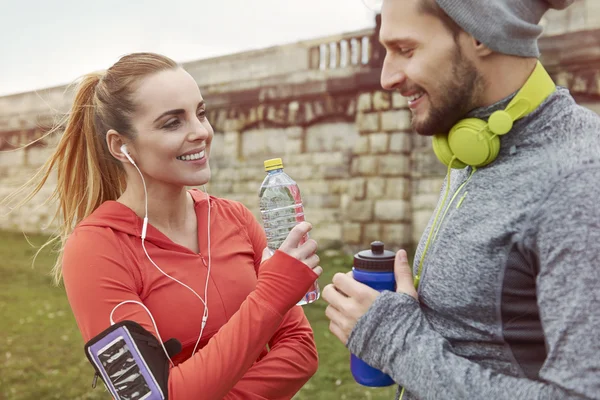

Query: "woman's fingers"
left=279, top=222, right=312, bottom=251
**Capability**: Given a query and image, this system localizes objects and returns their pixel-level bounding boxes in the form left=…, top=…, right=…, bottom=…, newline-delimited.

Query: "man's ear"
left=472, top=38, right=493, bottom=57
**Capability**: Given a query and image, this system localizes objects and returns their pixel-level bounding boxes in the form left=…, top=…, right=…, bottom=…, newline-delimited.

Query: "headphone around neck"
left=432, top=61, right=556, bottom=169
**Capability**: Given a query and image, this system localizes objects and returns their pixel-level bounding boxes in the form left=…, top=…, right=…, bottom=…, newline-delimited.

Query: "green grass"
left=0, top=231, right=397, bottom=400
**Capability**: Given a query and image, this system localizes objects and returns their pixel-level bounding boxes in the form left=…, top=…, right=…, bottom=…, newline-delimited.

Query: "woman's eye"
left=198, top=109, right=207, bottom=120
left=163, top=119, right=181, bottom=129
left=398, top=48, right=413, bottom=56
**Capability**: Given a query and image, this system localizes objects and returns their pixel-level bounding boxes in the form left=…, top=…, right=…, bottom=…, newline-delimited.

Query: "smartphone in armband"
left=85, top=321, right=179, bottom=400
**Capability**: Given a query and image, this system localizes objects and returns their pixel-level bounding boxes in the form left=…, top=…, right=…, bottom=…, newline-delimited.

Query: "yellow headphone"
left=432, top=61, right=556, bottom=169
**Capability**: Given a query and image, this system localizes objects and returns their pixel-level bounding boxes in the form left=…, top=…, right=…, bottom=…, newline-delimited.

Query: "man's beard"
left=411, top=49, right=484, bottom=137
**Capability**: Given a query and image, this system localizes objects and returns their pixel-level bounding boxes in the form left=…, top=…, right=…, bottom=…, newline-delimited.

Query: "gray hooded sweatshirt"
left=347, top=86, right=600, bottom=400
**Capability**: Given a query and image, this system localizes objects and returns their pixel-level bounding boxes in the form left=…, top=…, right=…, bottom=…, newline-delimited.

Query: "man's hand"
left=322, top=249, right=418, bottom=344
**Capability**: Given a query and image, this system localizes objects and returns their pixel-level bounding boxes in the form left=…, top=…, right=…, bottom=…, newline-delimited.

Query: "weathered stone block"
left=349, top=178, right=366, bottom=200
left=306, top=208, right=341, bottom=223
left=413, top=178, right=444, bottom=196
left=292, top=165, right=320, bottom=180
left=373, top=91, right=391, bottom=111
left=374, top=200, right=410, bottom=222
left=412, top=134, right=432, bottom=150
left=381, top=110, right=412, bottom=132
left=352, top=135, right=370, bottom=155
left=345, top=200, right=373, bottom=222
left=357, top=93, right=372, bottom=112
left=284, top=126, right=303, bottom=138
left=285, top=139, right=303, bottom=154
left=304, top=194, right=341, bottom=209
left=392, top=92, right=408, bottom=109
left=265, top=129, right=286, bottom=155
left=313, top=223, right=343, bottom=242
left=412, top=149, right=447, bottom=178
left=224, top=118, right=242, bottom=132
left=351, top=156, right=378, bottom=176
left=389, top=132, right=411, bottom=153
left=343, top=223, right=362, bottom=243
left=223, top=131, right=239, bottom=158
left=329, top=180, right=350, bottom=195
left=382, top=223, right=412, bottom=247
left=369, top=133, right=389, bottom=154
left=385, top=178, right=411, bottom=200
left=313, top=152, right=344, bottom=166
left=306, top=122, right=358, bottom=152
left=357, top=112, right=380, bottom=133
left=215, top=168, right=236, bottom=182
left=587, top=2, right=600, bottom=29
left=298, top=180, right=330, bottom=195
left=322, top=165, right=350, bottom=179
left=364, top=223, right=382, bottom=243
left=366, top=177, right=386, bottom=199
left=286, top=154, right=313, bottom=166
left=242, top=129, right=266, bottom=157
left=413, top=193, right=441, bottom=211
left=379, top=155, right=410, bottom=176
left=0, top=150, right=23, bottom=167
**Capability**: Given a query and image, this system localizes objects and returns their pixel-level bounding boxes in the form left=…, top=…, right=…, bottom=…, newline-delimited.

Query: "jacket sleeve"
left=62, top=227, right=319, bottom=400
left=226, top=205, right=318, bottom=399
left=346, top=168, right=600, bottom=400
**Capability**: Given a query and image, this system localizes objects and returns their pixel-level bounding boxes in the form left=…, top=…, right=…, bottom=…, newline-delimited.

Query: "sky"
left=0, top=0, right=376, bottom=97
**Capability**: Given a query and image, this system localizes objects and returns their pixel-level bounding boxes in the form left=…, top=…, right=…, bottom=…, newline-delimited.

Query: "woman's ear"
left=106, top=129, right=131, bottom=163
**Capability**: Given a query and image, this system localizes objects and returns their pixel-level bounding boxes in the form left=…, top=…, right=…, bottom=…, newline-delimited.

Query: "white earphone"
left=111, top=143, right=212, bottom=366
left=120, top=144, right=135, bottom=163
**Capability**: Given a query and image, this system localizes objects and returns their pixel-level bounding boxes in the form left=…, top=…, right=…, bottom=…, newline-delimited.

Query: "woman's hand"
left=261, top=222, right=323, bottom=276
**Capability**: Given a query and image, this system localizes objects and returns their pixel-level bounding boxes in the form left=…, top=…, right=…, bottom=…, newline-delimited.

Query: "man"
left=323, top=0, right=600, bottom=399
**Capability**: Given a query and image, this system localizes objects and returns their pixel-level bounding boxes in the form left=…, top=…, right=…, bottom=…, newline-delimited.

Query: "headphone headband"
left=432, top=61, right=556, bottom=169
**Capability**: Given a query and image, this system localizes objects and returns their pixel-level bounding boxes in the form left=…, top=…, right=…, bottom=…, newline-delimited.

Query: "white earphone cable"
left=112, top=147, right=211, bottom=365
left=110, top=300, right=175, bottom=368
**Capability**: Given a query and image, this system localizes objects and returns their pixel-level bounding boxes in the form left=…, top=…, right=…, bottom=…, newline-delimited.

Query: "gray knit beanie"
left=435, top=0, right=576, bottom=57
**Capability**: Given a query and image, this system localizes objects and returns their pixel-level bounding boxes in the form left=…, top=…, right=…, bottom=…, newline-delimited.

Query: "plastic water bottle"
left=350, top=241, right=396, bottom=387
left=258, top=157, right=320, bottom=306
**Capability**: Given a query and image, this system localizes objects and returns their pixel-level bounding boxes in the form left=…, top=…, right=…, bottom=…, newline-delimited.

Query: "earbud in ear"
left=120, top=144, right=136, bottom=165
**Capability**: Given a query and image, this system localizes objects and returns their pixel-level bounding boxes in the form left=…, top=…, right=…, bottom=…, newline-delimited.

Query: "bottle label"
left=289, top=185, right=305, bottom=224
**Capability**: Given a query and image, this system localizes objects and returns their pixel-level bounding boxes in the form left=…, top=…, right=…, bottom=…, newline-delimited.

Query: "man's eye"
left=398, top=48, right=413, bottom=55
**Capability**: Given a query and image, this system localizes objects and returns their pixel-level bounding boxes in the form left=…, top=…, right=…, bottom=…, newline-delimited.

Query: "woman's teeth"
left=408, top=92, right=424, bottom=102
left=177, top=150, right=205, bottom=161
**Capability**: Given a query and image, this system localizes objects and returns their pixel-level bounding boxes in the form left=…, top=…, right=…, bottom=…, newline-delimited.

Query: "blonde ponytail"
left=2, top=52, right=178, bottom=284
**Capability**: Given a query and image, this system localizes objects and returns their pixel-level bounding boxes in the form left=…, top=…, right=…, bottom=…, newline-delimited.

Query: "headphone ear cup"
left=448, top=118, right=499, bottom=168
left=432, top=134, right=467, bottom=169
left=483, top=134, right=501, bottom=166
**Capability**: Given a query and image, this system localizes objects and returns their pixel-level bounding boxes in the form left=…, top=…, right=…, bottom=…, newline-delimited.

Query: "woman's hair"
left=3, top=52, right=178, bottom=284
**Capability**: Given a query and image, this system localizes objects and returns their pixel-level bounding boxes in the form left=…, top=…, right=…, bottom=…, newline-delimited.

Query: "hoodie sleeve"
left=346, top=167, right=600, bottom=400
left=226, top=205, right=318, bottom=399
left=62, top=227, right=319, bottom=400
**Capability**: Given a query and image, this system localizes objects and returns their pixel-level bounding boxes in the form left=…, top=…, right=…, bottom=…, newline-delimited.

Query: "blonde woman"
left=7, top=52, right=322, bottom=399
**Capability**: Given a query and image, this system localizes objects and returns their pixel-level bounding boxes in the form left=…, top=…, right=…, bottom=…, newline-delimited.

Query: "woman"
left=8, top=52, right=322, bottom=399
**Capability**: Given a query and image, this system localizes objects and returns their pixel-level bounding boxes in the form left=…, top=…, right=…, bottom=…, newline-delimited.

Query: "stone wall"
left=1, top=7, right=600, bottom=255
left=204, top=87, right=420, bottom=251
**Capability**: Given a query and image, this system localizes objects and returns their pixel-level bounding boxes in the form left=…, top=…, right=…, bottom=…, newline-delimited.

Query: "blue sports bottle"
left=350, top=241, right=396, bottom=387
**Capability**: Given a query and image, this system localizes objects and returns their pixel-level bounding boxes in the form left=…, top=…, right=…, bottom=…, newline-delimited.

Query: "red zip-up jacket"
left=62, top=189, right=319, bottom=399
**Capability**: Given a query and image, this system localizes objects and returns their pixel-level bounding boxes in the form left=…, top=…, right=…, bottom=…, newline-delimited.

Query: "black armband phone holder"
left=84, top=320, right=181, bottom=400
